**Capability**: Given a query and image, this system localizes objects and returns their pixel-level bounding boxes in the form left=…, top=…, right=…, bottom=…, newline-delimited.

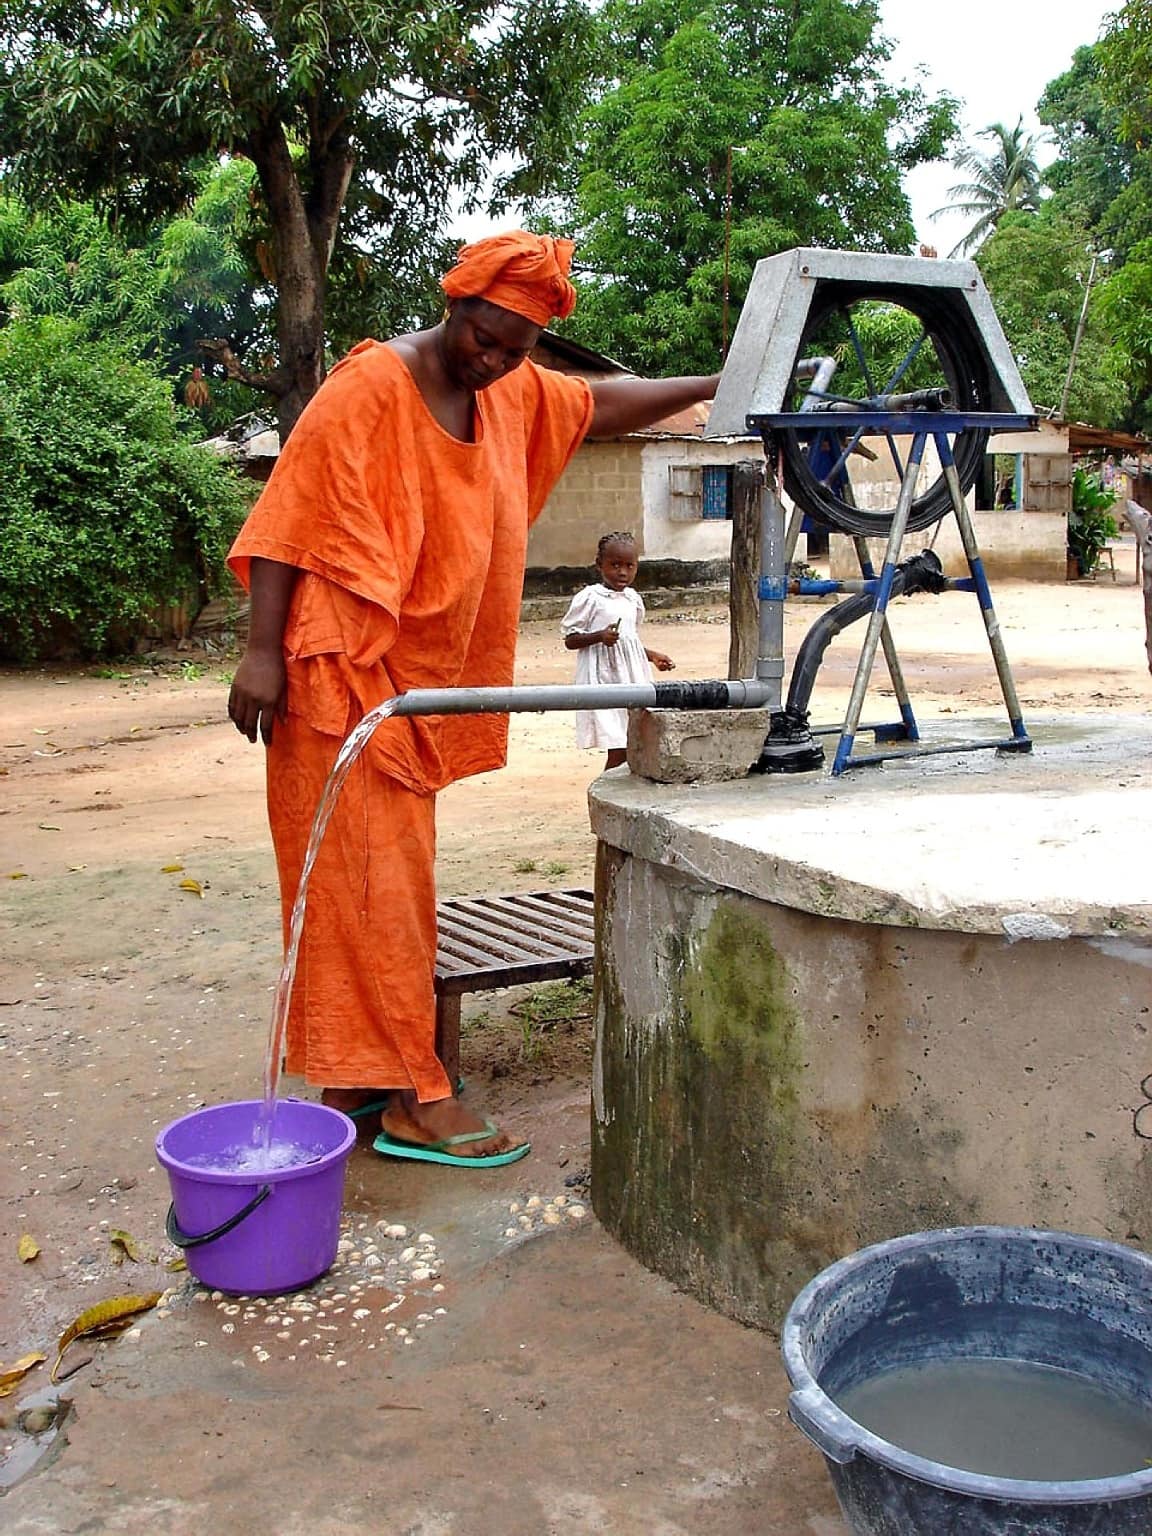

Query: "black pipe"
left=787, top=549, right=947, bottom=717
left=751, top=549, right=947, bottom=774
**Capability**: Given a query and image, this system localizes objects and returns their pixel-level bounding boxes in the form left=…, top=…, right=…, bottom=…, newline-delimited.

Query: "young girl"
left=561, top=531, right=674, bottom=769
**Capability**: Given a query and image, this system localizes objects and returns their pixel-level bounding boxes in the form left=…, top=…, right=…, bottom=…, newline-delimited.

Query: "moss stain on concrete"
left=595, top=880, right=825, bottom=1328
left=682, top=900, right=801, bottom=1108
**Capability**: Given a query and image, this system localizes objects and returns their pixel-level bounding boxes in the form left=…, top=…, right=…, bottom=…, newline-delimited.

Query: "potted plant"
left=1067, top=467, right=1119, bottom=578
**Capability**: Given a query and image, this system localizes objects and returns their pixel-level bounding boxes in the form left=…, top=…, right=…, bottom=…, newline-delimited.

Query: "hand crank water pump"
left=707, top=248, right=1039, bottom=775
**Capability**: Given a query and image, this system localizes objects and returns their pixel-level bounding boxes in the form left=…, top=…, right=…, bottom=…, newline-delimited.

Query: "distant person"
left=225, top=233, right=719, bottom=1168
left=561, top=531, right=674, bottom=771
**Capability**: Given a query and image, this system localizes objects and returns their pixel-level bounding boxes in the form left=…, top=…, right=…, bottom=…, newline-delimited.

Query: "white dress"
left=560, top=584, right=652, bottom=749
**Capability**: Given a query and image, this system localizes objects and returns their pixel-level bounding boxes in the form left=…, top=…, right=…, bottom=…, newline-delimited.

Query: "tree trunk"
left=727, top=460, right=765, bottom=680
left=1124, top=501, right=1152, bottom=675
left=249, top=119, right=353, bottom=442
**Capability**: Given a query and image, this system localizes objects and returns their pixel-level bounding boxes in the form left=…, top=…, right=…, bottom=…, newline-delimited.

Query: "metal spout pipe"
left=387, top=678, right=775, bottom=719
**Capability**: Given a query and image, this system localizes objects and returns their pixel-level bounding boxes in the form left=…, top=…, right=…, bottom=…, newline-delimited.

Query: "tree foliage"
left=931, top=119, right=1045, bottom=257
left=977, top=211, right=1125, bottom=426
left=0, top=173, right=272, bottom=430
left=551, top=0, right=956, bottom=375
left=1039, top=45, right=1141, bottom=257
left=0, top=0, right=597, bottom=434
left=1098, top=0, right=1152, bottom=147
left=0, top=318, right=249, bottom=659
left=1031, top=25, right=1152, bottom=431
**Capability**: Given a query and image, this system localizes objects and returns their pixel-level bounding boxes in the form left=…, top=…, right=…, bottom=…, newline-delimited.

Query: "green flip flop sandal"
left=373, top=1120, right=530, bottom=1168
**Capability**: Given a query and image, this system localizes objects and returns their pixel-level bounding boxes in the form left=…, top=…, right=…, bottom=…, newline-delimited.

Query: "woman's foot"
left=379, top=1090, right=525, bottom=1159
left=321, top=1087, right=391, bottom=1126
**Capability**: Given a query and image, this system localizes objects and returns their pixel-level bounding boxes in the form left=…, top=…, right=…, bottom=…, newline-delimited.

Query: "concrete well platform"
left=588, top=715, right=1152, bottom=1331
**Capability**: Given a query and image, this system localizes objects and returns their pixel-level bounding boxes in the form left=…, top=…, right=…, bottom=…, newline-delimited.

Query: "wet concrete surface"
left=9, top=589, right=1144, bottom=1533
left=1, top=1083, right=844, bottom=1534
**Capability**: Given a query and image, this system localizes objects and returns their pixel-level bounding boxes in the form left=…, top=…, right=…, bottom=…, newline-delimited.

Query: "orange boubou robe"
left=228, top=342, right=593, bottom=1097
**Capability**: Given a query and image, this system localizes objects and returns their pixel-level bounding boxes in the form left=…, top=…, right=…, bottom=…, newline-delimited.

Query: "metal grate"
left=434, top=889, right=595, bottom=997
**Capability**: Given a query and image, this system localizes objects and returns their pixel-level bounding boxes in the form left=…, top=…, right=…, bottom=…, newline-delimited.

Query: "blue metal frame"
left=804, top=422, right=1033, bottom=774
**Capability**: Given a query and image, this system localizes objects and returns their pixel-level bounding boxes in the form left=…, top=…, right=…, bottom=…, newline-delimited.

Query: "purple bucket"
left=155, top=1099, right=356, bottom=1295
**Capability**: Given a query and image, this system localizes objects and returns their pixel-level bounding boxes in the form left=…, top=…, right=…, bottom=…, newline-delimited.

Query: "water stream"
left=250, top=698, right=400, bottom=1161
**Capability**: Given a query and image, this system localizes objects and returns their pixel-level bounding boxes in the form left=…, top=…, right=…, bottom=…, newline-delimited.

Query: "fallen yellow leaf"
left=68, top=865, right=87, bottom=873
left=178, top=878, right=203, bottom=897
left=52, top=1293, right=162, bottom=1382
left=6, top=871, right=28, bottom=880
left=17, top=1233, right=40, bottom=1263
left=161, top=862, right=185, bottom=874
left=38, top=823, right=61, bottom=832
left=0, top=1352, right=46, bottom=1397
left=164, top=1256, right=188, bottom=1273
left=109, top=1229, right=146, bottom=1264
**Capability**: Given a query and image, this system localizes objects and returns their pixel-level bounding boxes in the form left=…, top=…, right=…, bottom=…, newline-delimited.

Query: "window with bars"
left=668, top=463, right=733, bottom=521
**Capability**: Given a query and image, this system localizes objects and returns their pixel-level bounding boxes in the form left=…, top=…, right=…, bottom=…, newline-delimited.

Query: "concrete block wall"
left=830, top=511, right=1068, bottom=583
left=528, top=441, right=646, bottom=569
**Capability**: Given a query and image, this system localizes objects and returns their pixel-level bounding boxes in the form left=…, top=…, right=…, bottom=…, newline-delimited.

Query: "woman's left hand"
left=649, top=652, right=675, bottom=672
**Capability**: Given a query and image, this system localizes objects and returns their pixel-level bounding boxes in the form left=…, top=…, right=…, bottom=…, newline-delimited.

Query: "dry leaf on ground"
left=0, top=1353, right=46, bottom=1397
left=109, top=1229, right=147, bottom=1264
left=161, top=862, right=184, bottom=873
left=17, top=1234, right=40, bottom=1262
left=52, top=1293, right=162, bottom=1382
left=178, top=878, right=203, bottom=897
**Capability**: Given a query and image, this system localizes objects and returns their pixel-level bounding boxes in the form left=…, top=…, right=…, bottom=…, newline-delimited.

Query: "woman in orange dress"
left=227, top=231, right=719, bottom=1165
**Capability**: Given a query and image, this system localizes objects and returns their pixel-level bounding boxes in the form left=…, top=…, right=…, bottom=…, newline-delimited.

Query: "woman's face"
left=441, top=298, right=540, bottom=392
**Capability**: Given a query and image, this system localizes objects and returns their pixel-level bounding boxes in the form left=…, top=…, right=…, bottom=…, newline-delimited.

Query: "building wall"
left=528, top=440, right=646, bottom=568
left=830, top=511, right=1068, bottom=582
left=640, top=439, right=760, bottom=563
left=529, top=435, right=763, bottom=572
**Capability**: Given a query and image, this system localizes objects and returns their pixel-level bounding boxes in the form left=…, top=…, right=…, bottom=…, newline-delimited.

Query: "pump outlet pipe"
left=386, top=678, right=775, bottom=720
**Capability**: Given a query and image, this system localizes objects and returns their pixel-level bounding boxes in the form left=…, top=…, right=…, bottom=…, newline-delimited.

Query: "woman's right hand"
left=228, top=648, right=288, bottom=744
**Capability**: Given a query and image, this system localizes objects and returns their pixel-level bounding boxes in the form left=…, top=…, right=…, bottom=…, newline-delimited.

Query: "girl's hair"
left=596, top=530, right=637, bottom=559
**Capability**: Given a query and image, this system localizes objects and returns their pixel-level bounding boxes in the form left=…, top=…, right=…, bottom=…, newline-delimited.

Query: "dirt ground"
left=1, top=565, right=1149, bottom=1534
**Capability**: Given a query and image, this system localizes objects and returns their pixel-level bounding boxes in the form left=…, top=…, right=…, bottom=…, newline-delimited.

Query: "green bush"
left=1067, top=467, right=1119, bottom=576
left=0, top=317, right=249, bottom=658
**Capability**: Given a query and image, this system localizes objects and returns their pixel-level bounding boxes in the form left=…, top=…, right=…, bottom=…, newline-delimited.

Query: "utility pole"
left=1057, top=252, right=1099, bottom=421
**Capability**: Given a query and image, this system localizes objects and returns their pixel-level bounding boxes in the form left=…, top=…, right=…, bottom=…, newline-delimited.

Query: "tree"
left=0, top=317, right=248, bottom=659
left=0, top=172, right=272, bottom=430
left=931, top=119, right=1045, bottom=257
left=977, top=210, right=1126, bottom=426
left=1038, top=45, right=1140, bottom=256
left=551, top=0, right=956, bottom=376
left=1098, top=0, right=1152, bottom=147
left=1095, top=238, right=1152, bottom=429
left=0, top=0, right=596, bottom=437
left=1037, top=29, right=1152, bottom=431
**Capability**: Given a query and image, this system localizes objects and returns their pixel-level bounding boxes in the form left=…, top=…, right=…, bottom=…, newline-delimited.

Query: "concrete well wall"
left=589, top=716, right=1152, bottom=1332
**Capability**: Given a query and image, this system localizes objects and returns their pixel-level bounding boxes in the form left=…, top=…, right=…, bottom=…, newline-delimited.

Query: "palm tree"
left=931, top=119, right=1046, bottom=257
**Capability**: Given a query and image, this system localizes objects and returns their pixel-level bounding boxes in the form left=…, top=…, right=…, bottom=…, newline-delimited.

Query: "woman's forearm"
left=246, top=557, right=300, bottom=655
left=587, top=374, right=721, bottom=439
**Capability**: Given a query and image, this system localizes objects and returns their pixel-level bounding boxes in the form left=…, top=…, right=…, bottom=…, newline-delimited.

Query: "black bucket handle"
left=166, top=1183, right=272, bottom=1250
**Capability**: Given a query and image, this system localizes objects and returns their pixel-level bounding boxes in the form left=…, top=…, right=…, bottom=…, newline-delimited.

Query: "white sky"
left=880, top=0, right=1116, bottom=257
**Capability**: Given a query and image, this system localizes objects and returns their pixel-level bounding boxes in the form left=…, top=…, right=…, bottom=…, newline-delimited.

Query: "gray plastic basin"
left=782, top=1226, right=1152, bottom=1535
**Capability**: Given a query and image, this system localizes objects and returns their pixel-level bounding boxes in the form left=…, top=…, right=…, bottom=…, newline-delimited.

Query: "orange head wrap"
left=440, top=231, right=577, bottom=327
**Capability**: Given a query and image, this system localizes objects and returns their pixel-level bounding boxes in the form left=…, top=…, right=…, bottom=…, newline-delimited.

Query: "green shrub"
left=1067, top=467, right=1119, bottom=577
left=0, top=317, right=249, bottom=658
